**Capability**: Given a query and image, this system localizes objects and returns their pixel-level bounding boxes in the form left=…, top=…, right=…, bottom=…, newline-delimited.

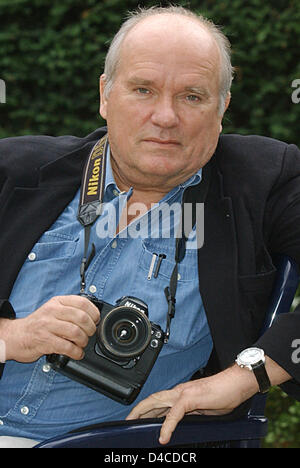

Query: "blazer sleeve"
left=255, top=142, right=300, bottom=390
left=265, top=143, right=300, bottom=265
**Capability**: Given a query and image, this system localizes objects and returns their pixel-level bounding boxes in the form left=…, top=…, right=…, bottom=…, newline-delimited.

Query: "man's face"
left=100, top=15, right=230, bottom=191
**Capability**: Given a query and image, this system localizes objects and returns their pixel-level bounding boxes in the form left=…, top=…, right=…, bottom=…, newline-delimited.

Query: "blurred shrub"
left=264, top=387, right=300, bottom=448
left=0, top=0, right=299, bottom=144
left=0, top=0, right=299, bottom=447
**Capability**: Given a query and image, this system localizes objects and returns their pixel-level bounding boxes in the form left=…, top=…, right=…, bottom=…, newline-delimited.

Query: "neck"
left=110, top=155, right=172, bottom=206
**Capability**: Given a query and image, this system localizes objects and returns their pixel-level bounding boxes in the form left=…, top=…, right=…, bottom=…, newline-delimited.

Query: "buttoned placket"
left=0, top=357, right=56, bottom=426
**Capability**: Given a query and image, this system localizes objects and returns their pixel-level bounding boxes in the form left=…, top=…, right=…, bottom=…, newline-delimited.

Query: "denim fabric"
left=0, top=150, right=212, bottom=441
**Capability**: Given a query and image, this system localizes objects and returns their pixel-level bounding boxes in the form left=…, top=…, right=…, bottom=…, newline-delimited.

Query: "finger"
left=50, top=335, right=85, bottom=361
left=50, top=320, right=90, bottom=349
left=57, top=296, right=100, bottom=324
left=55, top=306, right=97, bottom=337
left=126, top=396, right=155, bottom=420
left=159, top=402, right=186, bottom=445
left=126, top=391, right=173, bottom=419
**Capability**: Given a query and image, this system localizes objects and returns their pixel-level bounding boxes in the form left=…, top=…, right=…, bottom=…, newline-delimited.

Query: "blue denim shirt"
left=0, top=150, right=213, bottom=441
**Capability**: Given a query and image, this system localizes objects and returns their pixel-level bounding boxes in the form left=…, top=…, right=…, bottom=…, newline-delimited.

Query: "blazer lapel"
left=197, top=160, right=249, bottom=369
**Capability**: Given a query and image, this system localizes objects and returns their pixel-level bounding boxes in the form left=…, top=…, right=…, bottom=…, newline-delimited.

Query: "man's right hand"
left=0, top=295, right=100, bottom=363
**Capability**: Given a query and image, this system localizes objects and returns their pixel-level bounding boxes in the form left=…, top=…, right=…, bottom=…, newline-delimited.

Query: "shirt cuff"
left=0, top=339, right=5, bottom=363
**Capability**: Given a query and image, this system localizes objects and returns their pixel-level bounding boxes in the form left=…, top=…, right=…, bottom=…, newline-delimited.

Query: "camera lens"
left=113, top=320, right=138, bottom=344
left=98, top=306, right=152, bottom=358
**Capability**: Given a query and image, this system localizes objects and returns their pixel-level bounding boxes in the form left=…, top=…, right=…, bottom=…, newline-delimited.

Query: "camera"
left=47, top=295, right=165, bottom=405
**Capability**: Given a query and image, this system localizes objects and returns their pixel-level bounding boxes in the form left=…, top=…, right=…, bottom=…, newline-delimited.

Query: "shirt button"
left=111, top=240, right=118, bottom=249
left=0, top=420, right=4, bottom=426
left=89, top=285, right=97, bottom=294
left=28, top=252, right=36, bottom=261
left=21, top=406, right=29, bottom=416
left=42, top=364, right=51, bottom=373
left=113, top=189, right=119, bottom=197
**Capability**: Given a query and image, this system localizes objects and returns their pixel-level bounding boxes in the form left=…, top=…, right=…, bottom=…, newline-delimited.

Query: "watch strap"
left=252, top=360, right=271, bottom=394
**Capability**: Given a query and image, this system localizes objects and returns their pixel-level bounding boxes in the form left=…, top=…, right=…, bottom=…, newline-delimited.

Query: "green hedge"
left=0, top=0, right=299, bottom=144
left=0, top=0, right=299, bottom=447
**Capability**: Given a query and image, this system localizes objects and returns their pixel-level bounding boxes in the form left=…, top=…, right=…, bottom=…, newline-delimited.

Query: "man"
left=0, top=6, right=299, bottom=448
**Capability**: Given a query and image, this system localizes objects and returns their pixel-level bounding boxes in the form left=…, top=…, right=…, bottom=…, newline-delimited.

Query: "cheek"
left=106, top=100, right=147, bottom=135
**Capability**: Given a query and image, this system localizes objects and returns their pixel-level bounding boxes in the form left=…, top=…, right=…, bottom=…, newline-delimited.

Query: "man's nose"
left=151, top=96, right=179, bottom=128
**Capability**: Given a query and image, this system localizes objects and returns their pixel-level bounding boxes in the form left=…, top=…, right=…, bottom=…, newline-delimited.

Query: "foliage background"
left=0, top=0, right=299, bottom=447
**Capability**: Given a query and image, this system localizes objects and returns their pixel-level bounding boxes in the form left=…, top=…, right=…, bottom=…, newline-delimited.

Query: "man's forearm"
left=127, top=353, right=294, bottom=445
left=225, top=354, right=292, bottom=404
left=265, top=355, right=292, bottom=386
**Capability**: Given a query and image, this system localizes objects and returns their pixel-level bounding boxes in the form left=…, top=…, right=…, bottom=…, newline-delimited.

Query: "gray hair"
left=103, top=5, right=234, bottom=114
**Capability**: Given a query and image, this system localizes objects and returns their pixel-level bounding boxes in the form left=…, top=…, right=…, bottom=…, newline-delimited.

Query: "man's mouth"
left=143, top=138, right=180, bottom=146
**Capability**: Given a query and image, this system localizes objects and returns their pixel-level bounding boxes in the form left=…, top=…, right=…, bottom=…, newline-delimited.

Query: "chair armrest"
left=34, top=414, right=268, bottom=448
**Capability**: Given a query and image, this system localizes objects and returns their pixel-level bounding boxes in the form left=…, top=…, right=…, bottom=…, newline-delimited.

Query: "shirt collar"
left=105, top=146, right=117, bottom=192
left=180, top=168, right=202, bottom=189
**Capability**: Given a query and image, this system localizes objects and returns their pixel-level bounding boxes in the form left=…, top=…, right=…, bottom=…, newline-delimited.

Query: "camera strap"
left=164, top=161, right=211, bottom=342
left=78, top=134, right=109, bottom=292
left=78, top=134, right=211, bottom=342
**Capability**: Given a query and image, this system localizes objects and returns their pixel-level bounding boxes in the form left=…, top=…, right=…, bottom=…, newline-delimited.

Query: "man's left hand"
left=126, top=364, right=259, bottom=445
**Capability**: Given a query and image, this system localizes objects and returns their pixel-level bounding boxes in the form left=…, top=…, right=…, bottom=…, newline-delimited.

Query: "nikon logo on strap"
left=78, top=134, right=108, bottom=227
left=85, top=136, right=107, bottom=199
left=87, top=157, right=101, bottom=196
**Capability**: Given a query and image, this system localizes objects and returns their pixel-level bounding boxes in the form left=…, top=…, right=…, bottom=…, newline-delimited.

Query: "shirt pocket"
left=15, top=233, right=79, bottom=313
left=26, top=232, right=77, bottom=262
left=137, top=239, right=198, bottom=282
left=130, top=239, right=208, bottom=353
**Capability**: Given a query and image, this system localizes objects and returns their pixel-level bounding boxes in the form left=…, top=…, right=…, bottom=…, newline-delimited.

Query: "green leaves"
left=0, top=0, right=299, bottom=143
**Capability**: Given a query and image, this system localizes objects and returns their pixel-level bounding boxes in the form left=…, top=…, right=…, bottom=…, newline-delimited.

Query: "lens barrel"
left=98, top=306, right=152, bottom=358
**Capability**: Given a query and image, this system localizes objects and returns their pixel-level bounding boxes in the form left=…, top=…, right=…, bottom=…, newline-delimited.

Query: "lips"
left=143, top=138, right=180, bottom=145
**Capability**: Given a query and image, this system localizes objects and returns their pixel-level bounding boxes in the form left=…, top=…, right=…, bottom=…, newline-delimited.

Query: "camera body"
left=47, top=295, right=164, bottom=405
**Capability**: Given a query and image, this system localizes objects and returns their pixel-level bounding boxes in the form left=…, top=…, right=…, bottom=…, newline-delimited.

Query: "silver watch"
left=236, top=347, right=271, bottom=394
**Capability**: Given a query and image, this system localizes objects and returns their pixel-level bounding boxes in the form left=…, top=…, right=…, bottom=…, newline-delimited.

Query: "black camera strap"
left=164, top=161, right=211, bottom=342
left=78, top=134, right=211, bottom=343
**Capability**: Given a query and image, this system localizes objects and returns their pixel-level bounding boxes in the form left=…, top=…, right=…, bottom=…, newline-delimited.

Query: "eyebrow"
left=184, top=86, right=211, bottom=97
left=127, top=77, right=155, bottom=87
left=127, top=77, right=211, bottom=97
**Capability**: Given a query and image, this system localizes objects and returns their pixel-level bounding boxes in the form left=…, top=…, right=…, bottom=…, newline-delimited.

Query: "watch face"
left=238, top=347, right=264, bottom=366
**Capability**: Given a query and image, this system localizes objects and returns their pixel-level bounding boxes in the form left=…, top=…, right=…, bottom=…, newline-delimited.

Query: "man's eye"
left=136, top=88, right=150, bottom=95
left=186, top=94, right=201, bottom=102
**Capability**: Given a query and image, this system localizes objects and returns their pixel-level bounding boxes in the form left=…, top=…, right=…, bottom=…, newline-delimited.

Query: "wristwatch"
left=235, top=347, right=271, bottom=394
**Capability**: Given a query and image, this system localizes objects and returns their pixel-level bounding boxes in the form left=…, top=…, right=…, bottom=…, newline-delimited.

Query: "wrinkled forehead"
left=120, top=14, right=220, bottom=67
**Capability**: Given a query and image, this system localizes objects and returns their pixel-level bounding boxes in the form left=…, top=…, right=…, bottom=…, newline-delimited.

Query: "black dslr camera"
left=47, top=295, right=164, bottom=405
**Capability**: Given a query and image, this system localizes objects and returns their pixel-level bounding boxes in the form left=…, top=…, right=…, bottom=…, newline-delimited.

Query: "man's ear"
left=224, top=92, right=231, bottom=113
left=219, top=92, right=231, bottom=133
left=99, top=74, right=108, bottom=120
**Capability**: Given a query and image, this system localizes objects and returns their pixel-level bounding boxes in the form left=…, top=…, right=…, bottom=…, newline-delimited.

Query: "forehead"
left=117, top=14, right=221, bottom=87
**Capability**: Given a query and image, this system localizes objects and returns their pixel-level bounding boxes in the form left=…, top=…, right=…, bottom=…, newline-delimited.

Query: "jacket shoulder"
left=216, top=134, right=300, bottom=196
left=217, top=133, right=288, bottom=166
left=0, top=128, right=106, bottom=182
